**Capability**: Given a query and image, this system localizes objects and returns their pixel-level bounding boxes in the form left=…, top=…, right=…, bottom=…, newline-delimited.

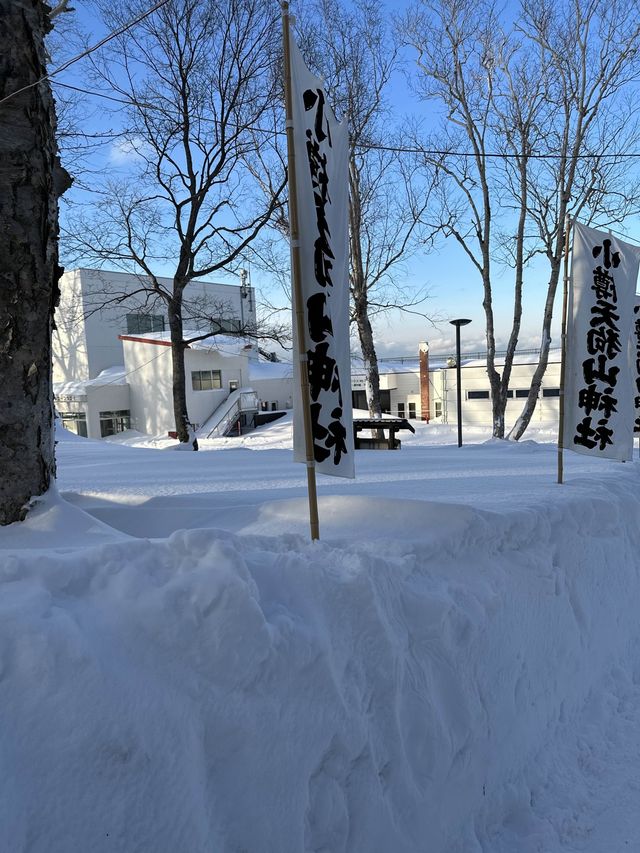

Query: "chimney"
left=419, top=341, right=430, bottom=422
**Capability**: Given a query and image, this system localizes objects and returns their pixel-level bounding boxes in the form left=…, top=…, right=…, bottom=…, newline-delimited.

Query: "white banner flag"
left=563, top=221, right=640, bottom=460
left=290, top=38, right=354, bottom=478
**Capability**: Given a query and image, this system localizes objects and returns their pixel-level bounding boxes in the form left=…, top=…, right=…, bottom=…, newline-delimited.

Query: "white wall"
left=389, top=371, right=422, bottom=418
left=350, top=359, right=563, bottom=428
left=185, top=348, right=248, bottom=430
left=250, top=377, right=293, bottom=410
left=85, top=385, right=131, bottom=438
left=55, top=384, right=131, bottom=439
left=441, top=360, right=562, bottom=428
left=53, top=270, right=90, bottom=384
left=55, top=269, right=257, bottom=383
left=122, top=339, right=255, bottom=436
left=122, top=340, right=175, bottom=436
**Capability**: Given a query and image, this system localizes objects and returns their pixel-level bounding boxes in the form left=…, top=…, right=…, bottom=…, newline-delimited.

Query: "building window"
left=191, top=370, right=222, bottom=391
left=466, top=390, right=490, bottom=400
left=58, top=411, right=88, bottom=437
left=99, top=410, right=131, bottom=437
left=435, top=401, right=442, bottom=418
left=211, top=318, right=242, bottom=334
left=126, top=313, right=165, bottom=334
left=505, top=389, right=514, bottom=398
left=515, top=389, right=530, bottom=398
left=408, top=402, right=416, bottom=419
left=352, top=390, right=367, bottom=411
left=397, top=402, right=405, bottom=418
left=542, top=388, right=560, bottom=397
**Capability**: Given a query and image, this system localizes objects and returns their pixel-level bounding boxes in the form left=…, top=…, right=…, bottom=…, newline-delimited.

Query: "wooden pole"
left=557, top=215, right=572, bottom=484
left=281, top=2, right=320, bottom=540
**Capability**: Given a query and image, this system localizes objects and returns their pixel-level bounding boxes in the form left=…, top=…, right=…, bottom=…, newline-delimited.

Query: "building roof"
left=72, top=268, right=243, bottom=290
left=248, top=360, right=294, bottom=380
left=54, top=366, right=127, bottom=397
left=118, top=331, right=256, bottom=356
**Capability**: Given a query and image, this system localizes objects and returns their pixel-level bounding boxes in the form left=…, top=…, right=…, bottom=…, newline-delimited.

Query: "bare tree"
left=509, top=0, right=640, bottom=438
left=401, top=0, right=640, bottom=438
left=246, top=0, right=433, bottom=417
left=302, top=0, right=434, bottom=418
left=46, top=11, right=118, bottom=184
left=0, top=0, right=71, bottom=524
left=63, top=0, right=286, bottom=446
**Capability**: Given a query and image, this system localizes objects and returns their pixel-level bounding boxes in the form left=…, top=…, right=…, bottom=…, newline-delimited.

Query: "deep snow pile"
left=2, top=424, right=640, bottom=852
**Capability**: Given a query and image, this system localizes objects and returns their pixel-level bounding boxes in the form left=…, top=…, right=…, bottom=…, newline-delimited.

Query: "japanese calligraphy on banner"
left=634, top=296, right=640, bottom=433
left=290, top=38, right=354, bottom=478
left=563, top=221, right=640, bottom=460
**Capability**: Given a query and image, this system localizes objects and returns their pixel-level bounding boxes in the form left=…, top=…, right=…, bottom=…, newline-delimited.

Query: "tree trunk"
left=167, top=296, right=198, bottom=449
left=353, top=291, right=382, bottom=418
left=508, top=255, right=563, bottom=440
left=481, top=269, right=504, bottom=437
left=0, top=0, right=70, bottom=525
left=349, top=154, right=382, bottom=422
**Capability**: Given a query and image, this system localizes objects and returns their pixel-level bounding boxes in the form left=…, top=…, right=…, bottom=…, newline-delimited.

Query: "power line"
left=51, top=77, right=640, bottom=161
left=0, top=0, right=172, bottom=107
left=53, top=80, right=154, bottom=109
left=353, top=140, right=640, bottom=160
left=6, top=4, right=639, bottom=164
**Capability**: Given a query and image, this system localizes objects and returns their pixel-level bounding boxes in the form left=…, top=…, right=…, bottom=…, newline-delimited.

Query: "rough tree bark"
left=0, top=0, right=71, bottom=524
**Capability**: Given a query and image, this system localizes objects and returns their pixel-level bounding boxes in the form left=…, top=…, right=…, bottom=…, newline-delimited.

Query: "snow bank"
left=2, top=457, right=640, bottom=851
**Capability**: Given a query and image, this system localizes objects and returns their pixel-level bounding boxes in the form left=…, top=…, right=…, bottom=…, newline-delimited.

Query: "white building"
left=118, top=332, right=290, bottom=437
left=53, top=268, right=263, bottom=439
left=53, top=269, right=561, bottom=440
left=351, top=344, right=562, bottom=429
left=53, top=268, right=256, bottom=387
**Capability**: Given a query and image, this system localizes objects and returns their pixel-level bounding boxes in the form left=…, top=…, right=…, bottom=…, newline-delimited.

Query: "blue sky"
left=51, top=0, right=638, bottom=360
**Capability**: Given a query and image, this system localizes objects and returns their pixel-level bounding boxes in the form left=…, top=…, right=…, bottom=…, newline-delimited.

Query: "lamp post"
left=449, top=318, right=471, bottom=447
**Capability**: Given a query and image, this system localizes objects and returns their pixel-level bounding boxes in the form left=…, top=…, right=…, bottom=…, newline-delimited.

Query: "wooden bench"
left=352, top=417, right=416, bottom=450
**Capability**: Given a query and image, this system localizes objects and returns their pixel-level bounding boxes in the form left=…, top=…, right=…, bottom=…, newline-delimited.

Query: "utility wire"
left=5, top=0, right=639, bottom=166
left=50, top=79, right=640, bottom=161
left=0, top=0, right=172, bottom=107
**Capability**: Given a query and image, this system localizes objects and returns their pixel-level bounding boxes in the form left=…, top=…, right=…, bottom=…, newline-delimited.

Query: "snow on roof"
left=351, top=359, right=420, bottom=376
left=119, top=331, right=255, bottom=356
left=248, top=360, right=293, bottom=380
left=349, top=349, right=563, bottom=375
left=463, top=348, right=562, bottom=368
left=54, top=366, right=127, bottom=397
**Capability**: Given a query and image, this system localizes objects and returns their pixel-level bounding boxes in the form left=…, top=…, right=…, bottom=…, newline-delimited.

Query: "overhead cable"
left=0, top=0, right=171, bottom=107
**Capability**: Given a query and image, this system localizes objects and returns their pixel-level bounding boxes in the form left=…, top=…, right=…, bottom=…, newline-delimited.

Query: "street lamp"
left=449, top=318, right=472, bottom=447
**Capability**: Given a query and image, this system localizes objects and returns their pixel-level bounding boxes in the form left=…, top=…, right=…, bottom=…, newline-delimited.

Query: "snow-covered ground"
left=2, top=417, right=640, bottom=852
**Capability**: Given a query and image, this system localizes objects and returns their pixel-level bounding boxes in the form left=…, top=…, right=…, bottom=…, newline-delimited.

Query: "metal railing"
left=203, top=389, right=259, bottom=438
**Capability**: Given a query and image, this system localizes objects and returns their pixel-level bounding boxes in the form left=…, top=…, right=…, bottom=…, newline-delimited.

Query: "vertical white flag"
left=563, top=222, right=640, bottom=460
left=289, top=38, right=354, bottom=479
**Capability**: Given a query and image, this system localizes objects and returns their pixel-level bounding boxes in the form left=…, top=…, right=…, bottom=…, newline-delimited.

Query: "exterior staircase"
left=199, top=388, right=259, bottom=439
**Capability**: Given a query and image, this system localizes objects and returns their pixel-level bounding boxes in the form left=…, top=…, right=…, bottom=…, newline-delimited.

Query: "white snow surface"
left=2, top=419, right=640, bottom=851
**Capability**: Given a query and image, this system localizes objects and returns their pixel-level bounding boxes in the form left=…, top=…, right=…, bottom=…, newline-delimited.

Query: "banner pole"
left=281, top=1, right=320, bottom=540
left=557, top=214, right=572, bottom=484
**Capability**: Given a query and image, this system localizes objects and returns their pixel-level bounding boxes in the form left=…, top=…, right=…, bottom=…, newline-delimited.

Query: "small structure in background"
left=449, top=319, right=472, bottom=447
left=352, top=417, right=415, bottom=450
